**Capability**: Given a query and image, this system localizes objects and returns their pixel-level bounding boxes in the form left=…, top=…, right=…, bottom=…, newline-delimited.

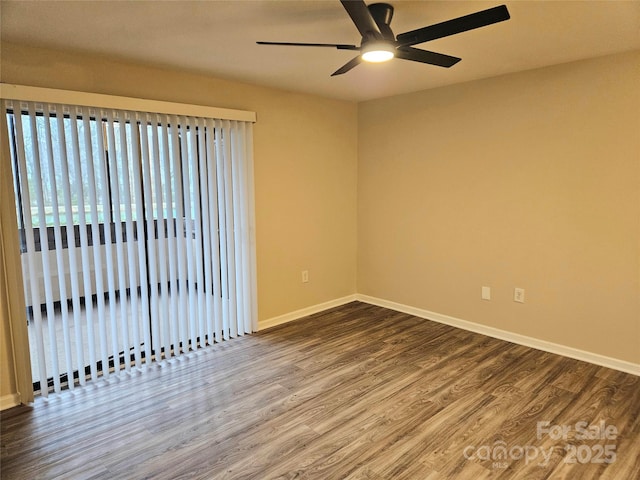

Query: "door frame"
left=1, top=111, right=34, bottom=405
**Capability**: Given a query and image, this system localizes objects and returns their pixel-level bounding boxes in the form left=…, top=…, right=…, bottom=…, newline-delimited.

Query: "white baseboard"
left=0, top=393, right=20, bottom=411
left=255, top=293, right=639, bottom=376
left=356, top=294, right=640, bottom=376
left=258, top=294, right=358, bottom=331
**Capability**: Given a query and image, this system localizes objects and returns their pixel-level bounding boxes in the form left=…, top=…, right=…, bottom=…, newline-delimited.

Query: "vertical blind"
left=4, top=99, right=257, bottom=396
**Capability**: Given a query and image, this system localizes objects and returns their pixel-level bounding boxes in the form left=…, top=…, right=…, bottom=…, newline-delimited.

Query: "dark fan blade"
left=396, top=5, right=510, bottom=47
left=331, top=56, right=363, bottom=76
left=257, top=41, right=359, bottom=50
left=340, top=0, right=382, bottom=39
left=396, top=47, right=461, bottom=68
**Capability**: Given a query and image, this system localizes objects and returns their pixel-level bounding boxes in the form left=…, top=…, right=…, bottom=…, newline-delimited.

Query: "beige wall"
left=358, top=51, right=640, bottom=364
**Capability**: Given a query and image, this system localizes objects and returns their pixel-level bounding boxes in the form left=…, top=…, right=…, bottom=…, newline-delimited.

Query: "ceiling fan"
left=257, top=0, right=510, bottom=76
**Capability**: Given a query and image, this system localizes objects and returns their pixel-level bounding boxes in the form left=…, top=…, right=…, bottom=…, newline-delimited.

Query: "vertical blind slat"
left=233, top=121, right=248, bottom=336
left=206, top=119, right=223, bottom=344
left=170, top=116, right=188, bottom=354
left=54, top=107, right=84, bottom=387
left=149, top=118, right=168, bottom=358
left=181, top=116, right=197, bottom=349
left=68, top=106, right=97, bottom=383
left=105, top=110, right=131, bottom=372
left=130, top=118, right=151, bottom=365
left=42, top=106, right=72, bottom=389
left=12, top=107, right=49, bottom=395
left=200, top=119, right=215, bottom=344
left=138, top=119, right=156, bottom=363
left=237, top=122, right=251, bottom=335
left=94, top=114, right=119, bottom=373
left=80, top=111, right=110, bottom=379
left=160, top=120, right=179, bottom=357
left=215, top=120, right=230, bottom=341
left=245, top=123, right=259, bottom=332
left=140, top=119, right=161, bottom=358
left=25, top=105, right=61, bottom=392
left=222, top=121, right=237, bottom=338
left=193, top=117, right=207, bottom=346
left=117, top=116, right=142, bottom=367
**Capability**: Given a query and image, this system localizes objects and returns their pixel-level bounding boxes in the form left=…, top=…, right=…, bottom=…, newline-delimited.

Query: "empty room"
left=0, top=1, right=638, bottom=478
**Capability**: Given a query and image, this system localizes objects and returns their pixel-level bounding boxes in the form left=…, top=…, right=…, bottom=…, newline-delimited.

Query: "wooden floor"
left=1, top=302, right=639, bottom=479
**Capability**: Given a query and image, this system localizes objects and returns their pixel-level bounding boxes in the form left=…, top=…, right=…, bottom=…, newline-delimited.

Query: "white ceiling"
left=1, top=0, right=639, bottom=102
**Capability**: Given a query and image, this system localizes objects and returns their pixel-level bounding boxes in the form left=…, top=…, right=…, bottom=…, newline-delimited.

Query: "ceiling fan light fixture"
left=361, top=42, right=395, bottom=63
left=257, top=2, right=510, bottom=76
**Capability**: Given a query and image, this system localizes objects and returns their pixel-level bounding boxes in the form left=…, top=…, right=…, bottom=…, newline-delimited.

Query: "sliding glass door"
left=4, top=100, right=256, bottom=396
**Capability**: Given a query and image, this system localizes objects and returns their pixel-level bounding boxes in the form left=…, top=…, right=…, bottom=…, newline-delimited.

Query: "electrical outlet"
left=514, top=287, right=525, bottom=303
left=302, top=270, right=309, bottom=283
left=481, top=286, right=491, bottom=300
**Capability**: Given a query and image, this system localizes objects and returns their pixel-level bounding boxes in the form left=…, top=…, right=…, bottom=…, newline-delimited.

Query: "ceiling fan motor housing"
left=367, top=3, right=395, bottom=41
left=368, top=3, right=394, bottom=27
